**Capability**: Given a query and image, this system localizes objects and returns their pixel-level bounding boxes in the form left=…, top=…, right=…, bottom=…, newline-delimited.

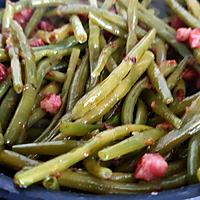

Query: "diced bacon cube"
left=38, top=20, right=55, bottom=32
left=29, top=38, right=45, bottom=47
left=40, top=94, right=62, bottom=114
left=189, top=28, right=200, bottom=49
left=0, top=63, right=7, bottom=82
left=176, top=28, right=191, bottom=42
left=134, top=153, right=168, bottom=181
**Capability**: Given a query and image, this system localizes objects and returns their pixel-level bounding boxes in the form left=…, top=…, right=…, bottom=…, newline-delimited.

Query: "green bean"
left=60, top=122, right=103, bottom=137
left=0, top=48, right=9, bottom=62
left=166, top=0, right=200, bottom=28
left=121, top=78, right=148, bottom=124
left=173, top=79, right=186, bottom=102
left=92, top=38, right=124, bottom=77
left=78, top=51, right=154, bottom=124
left=135, top=99, right=148, bottom=125
left=141, top=0, right=151, bottom=7
left=126, top=0, right=138, bottom=53
left=98, top=128, right=166, bottom=161
left=56, top=170, right=187, bottom=194
left=89, top=12, right=127, bottom=38
left=10, top=20, right=37, bottom=87
left=0, top=123, right=4, bottom=150
left=187, top=133, right=200, bottom=184
left=57, top=4, right=127, bottom=29
left=35, top=48, right=80, bottom=143
left=72, top=29, right=156, bottom=120
left=7, top=35, right=23, bottom=94
left=142, top=90, right=182, bottom=129
left=154, top=38, right=167, bottom=64
left=14, top=124, right=150, bottom=187
left=109, top=172, right=136, bottom=183
left=159, top=60, right=177, bottom=77
left=83, top=157, right=113, bottom=179
left=43, top=176, right=60, bottom=190
left=99, top=34, right=118, bottom=72
left=25, top=8, right=46, bottom=37
left=13, top=140, right=83, bottom=156
left=66, top=51, right=89, bottom=111
left=70, top=15, right=87, bottom=44
left=153, top=113, right=200, bottom=154
left=167, top=56, right=188, bottom=90
left=27, top=108, right=46, bottom=128
left=0, top=76, right=11, bottom=101
left=165, top=160, right=186, bottom=177
left=185, top=0, right=200, bottom=20
left=0, top=150, right=39, bottom=171
left=2, top=0, right=13, bottom=32
left=0, top=88, right=20, bottom=131
left=101, top=0, right=115, bottom=10
left=147, top=62, right=173, bottom=104
left=169, top=91, right=200, bottom=115
left=45, top=71, right=66, bottom=83
left=115, top=1, right=127, bottom=20
left=136, top=3, right=191, bottom=57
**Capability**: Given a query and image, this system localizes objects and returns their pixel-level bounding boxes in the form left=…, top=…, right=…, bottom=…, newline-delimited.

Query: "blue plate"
left=0, top=0, right=200, bottom=199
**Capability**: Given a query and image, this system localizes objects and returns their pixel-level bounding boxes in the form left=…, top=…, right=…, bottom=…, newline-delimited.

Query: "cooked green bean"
left=27, top=108, right=46, bottom=128
left=0, top=88, right=20, bottom=131
left=70, top=15, right=87, bottom=44
left=14, top=124, right=150, bottom=187
left=0, top=76, right=11, bottom=101
left=165, top=160, right=186, bottom=177
left=43, top=176, right=60, bottom=190
left=78, top=51, right=154, bottom=124
left=72, top=29, right=156, bottom=120
left=126, top=0, right=138, bottom=53
left=148, top=62, right=173, bottom=104
left=92, top=38, right=124, bottom=77
left=56, top=170, right=187, bottom=194
left=167, top=56, right=188, bottom=90
left=25, top=8, right=46, bottom=37
left=154, top=38, right=167, bottom=64
left=142, top=89, right=182, bottom=129
left=159, top=60, right=177, bottom=77
left=169, top=91, right=200, bottom=115
left=66, top=51, right=89, bottom=111
left=121, top=78, right=148, bottom=124
left=98, top=128, right=166, bottom=161
left=0, top=48, right=9, bottom=62
left=35, top=48, right=80, bottom=142
left=7, top=35, right=23, bottom=94
left=2, top=0, right=13, bottom=32
left=166, top=0, right=200, bottom=28
left=13, top=140, right=84, bottom=156
left=45, top=71, right=66, bottom=83
left=0, top=150, right=39, bottom=171
left=60, top=122, right=103, bottom=137
left=187, top=133, right=200, bottom=184
left=135, top=99, right=148, bottom=125
left=109, top=172, right=136, bottom=183
left=83, top=157, right=113, bottom=179
left=101, top=0, right=115, bottom=10
left=10, top=20, right=37, bottom=87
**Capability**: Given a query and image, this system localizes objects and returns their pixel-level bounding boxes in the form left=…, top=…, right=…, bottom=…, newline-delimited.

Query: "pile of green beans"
left=0, top=0, right=199, bottom=195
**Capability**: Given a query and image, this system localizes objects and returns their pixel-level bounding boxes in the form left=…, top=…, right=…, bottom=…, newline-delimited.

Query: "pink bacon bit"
left=14, top=9, right=33, bottom=28
left=38, top=20, right=55, bottom=32
left=176, top=28, right=191, bottom=42
left=29, top=38, right=46, bottom=47
left=189, top=28, right=200, bottom=49
left=0, top=63, right=8, bottom=82
left=134, top=153, right=168, bottom=181
left=170, top=16, right=185, bottom=30
left=40, top=93, right=62, bottom=114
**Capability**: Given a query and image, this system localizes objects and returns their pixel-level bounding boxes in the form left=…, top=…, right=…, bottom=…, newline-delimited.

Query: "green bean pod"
left=187, top=133, right=200, bottom=184
left=142, top=89, right=182, bottom=129
left=147, top=62, right=173, bottom=104
left=98, top=128, right=166, bottom=161
left=45, top=71, right=66, bottom=83
left=121, top=78, right=148, bottom=124
left=0, top=76, right=11, bottom=101
left=134, top=99, right=148, bottom=125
